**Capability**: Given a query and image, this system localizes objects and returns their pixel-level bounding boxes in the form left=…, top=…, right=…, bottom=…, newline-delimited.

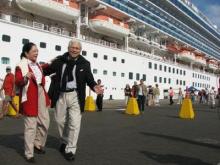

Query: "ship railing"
left=81, top=34, right=118, bottom=49
left=0, top=14, right=75, bottom=37
left=49, top=26, right=62, bottom=35
left=33, top=21, right=44, bottom=30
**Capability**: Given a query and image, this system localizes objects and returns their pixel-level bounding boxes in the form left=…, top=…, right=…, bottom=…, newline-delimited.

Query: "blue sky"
left=191, top=0, right=220, bottom=29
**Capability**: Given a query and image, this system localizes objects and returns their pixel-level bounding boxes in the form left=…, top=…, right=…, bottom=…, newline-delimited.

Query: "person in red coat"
left=15, top=42, right=50, bottom=163
left=0, top=66, right=19, bottom=119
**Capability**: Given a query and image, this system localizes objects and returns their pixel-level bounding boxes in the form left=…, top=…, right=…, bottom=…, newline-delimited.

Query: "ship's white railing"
left=81, top=34, right=118, bottom=49
left=0, top=13, right=75, bottom=37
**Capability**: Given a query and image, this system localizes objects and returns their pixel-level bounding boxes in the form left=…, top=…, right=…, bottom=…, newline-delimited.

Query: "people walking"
left=154, top=84, right=160, bottom=106
left=137, top=79, right=148, bottom=112
left=15, top=42, right=50, bottom=163
left=0, top=66, right=19, bottom=119
left=96, top=79, right=104, bottom=111
left=210, top=87, right=215, bottom=108
left=124, top=84, right=131, bottom=105
left=169, top=87, right=174, bottom=105
left=177, top=87, right=183, bottom=104
left=43, top=39, right=103, bottom=161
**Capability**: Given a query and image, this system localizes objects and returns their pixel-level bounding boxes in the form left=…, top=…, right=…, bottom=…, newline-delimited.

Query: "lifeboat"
left=16, top=0, right=80, bottom=23
left=207, top=59, right=218, bottom=70
left=177, top=50, right=196, bottom=62
left=89, top=15, right=130, bottom=39
left=194, top=53, right=206, bottom=66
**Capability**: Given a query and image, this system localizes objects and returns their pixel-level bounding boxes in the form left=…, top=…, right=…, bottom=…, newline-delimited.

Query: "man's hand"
left=94, top=85, right=104, bottom=95
left=25, top=72, right=34, bottom=79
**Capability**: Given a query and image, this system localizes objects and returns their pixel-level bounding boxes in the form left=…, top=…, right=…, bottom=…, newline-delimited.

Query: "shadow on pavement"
left=140, top=150, right=212, bottom=165
left=0, top=134, right=60, bottom=157
left=140, top=132, right=220, bottom=150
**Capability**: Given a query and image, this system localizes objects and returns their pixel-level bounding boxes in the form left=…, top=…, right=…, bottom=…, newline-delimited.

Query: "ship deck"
left=0, top=100, right=220, bottom=165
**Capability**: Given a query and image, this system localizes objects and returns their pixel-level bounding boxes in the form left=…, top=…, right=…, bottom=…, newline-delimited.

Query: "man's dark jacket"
left=43, top=52, right=97, bottom=112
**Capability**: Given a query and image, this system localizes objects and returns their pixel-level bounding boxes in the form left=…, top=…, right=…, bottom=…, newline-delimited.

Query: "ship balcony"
left=15, top=0, right=80, bottom=23
left=207, top=61, right=218, bottom=70
left=129, top=34, right=167, bottom=52
left=89, top=15, right=130, bottom=39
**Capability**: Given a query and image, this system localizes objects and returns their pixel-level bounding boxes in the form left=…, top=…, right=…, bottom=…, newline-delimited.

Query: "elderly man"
left=43, top=39, right=103, bottom=161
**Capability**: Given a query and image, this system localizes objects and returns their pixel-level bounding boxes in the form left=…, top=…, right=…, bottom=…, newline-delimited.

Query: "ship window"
left=176, top=69, right=179, bottom=74
left=164, top=66, right=167, bottom=72
left=113, top=57, right=117, bottom=62
left=93, top=69, right=97, bottom=74
left=173, top=68, right=175, bottom=73
left=40, top=42, right=46, bottom=48
left=154, top=76, right=157, bottom=82
left=176, top=79, right=179, bottom=85
left=180, top=80, right=182, bottom=85
left=55, top=45, right=61, bottom=51
left=113, top=72, right=117, bottom=76
left=1, top=57, right=10, bottom=64
left=93, top=53, right=98, bottom=58
left=159, top=65, right=162, bottom=71
left=104, top=55, right=108, bottom=60
left=148, top=62, right=152, bottom=69
left=82, top=50, right=87, bottom=56
left=121, top=73, right=125, bottom=77
left=164, top=78, right=167, bottom=84
left=22, top=38, right=29, bottom=45
left=192, top=73, right=194, bottom=78
left=121, top=59, right=125, bottom=63
left=129, top=72, right=133, bottom=80
left=180, top=70, right=182, bottom=75
left=168, top=78, right=171, bottom=84
left=136, top=73, right=140, bottom=80
left=154, top=63, right=157, bottom=70
left=103, top=70, right=107, bottom=75
left=2, top=35, right=11, bottom=42
left=142, top=74, right=146, bottom=81
left=159, top=77, right=162, bottom=83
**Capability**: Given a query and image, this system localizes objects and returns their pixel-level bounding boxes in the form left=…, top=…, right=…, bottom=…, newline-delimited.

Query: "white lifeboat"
left=207, top=60, right=218, bottom=70
left=89, top=15, right=130, bottom=39
left=194, top=54, right=206, bottom=66
left=177, top=50, right=196, bottom=62
left=16, top=0, right=80, bottom=23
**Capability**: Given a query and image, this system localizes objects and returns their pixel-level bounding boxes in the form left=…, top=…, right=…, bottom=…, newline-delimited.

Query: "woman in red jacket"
left=15, top=42, right=50, bottom=163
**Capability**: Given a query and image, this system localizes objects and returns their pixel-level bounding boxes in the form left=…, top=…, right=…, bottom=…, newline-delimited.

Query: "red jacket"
left=15, top=65, right=50, bottom=116
left=2, top=73, right=15, bottom=96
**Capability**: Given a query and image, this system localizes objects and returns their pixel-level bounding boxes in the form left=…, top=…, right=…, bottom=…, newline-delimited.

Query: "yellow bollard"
left=84, top=96, right=96, bottom=112
left=179, top=98, right=195, bottom=119
left=8, top=95, right=19, bottom=116
left=125, top=97, right=140, bottom=115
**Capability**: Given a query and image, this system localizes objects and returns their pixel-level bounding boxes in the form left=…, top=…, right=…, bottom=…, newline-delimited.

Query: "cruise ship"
left=0, top=0, right=220, bottom=99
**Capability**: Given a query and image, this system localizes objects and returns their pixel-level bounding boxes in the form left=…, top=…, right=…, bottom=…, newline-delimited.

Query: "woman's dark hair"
left=20, top=42, right=36, bottom=59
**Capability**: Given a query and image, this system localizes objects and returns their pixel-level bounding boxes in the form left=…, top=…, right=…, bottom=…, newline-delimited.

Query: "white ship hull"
left=0, top=20, right=218, bottom=99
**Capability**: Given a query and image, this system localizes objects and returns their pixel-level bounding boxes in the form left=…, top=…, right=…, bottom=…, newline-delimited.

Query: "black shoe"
left=34, top=146, right=46, bottom=154
left=59, top=143, right=66, bottom=154
left=64, top=152, right=75, bottom=161
left=25, top=157, right=35, bottom=163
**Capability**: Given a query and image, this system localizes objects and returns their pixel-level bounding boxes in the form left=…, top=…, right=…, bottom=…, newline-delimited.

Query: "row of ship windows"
left=1, top=34, right=126, bottom=64
left=148, top=62, right=186, bottom=75
left=192, top=82, right=210, bottom=89
left=192, top=73, right=210, bottom=81
left=92, top=69, right=147, bottom=81
left=1, top=34, right=62, bottom=51
left=82, top=51, right=125, bottom=63
left=154, top=76, right=186, bottom=86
